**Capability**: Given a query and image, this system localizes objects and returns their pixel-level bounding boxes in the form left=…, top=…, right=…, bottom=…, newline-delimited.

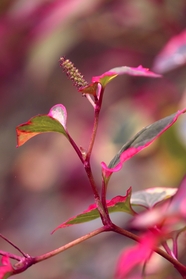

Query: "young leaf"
left=16, top=104, right=68, bottom=147
left=78, top=82, right=98, bottom=96
left=101, top=109, right=186, bottom=178
left=92, top=65, right=161, bottom=88
left=48, top=104, right=67, bottom=128
left=131, top=187, right=177, bottom=209
left=52, top=188, right=134, bottom=233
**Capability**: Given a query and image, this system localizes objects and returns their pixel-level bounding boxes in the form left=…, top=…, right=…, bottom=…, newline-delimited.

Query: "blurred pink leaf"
left=52, top=188, right=134, bottom=233
left=101, top=109, right=186, bottom=178
left=115, top=231, right=158, bottom=279
left=153, top=29, right=186, bottom=73
left=169, top=176, right=186, bottom=218
left=0, top=256, right=13, bottom=279
left=92, top=65, right=161, bottom=88
left=8, top=0, right=101, bottom=39
left=132, top=176, right=186, bottom=232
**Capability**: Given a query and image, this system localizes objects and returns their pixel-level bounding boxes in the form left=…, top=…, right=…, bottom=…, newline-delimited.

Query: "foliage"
left=0, top=57, right=186, bottom=279
left=1, top=2, right=186, bottom=278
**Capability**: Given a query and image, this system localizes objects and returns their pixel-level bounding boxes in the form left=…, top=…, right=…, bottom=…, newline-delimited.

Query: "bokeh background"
left=1, top=0, right=186, bottom=278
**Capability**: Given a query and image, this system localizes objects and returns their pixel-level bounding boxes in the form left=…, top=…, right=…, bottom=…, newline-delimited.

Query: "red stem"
left=0, top=234, right=27, bottom=258
left=83, top=84, right=110, bottom=224
left=101, top=176, right=112, bottom=225
left=66, top=132, right=84, bottom=164
left=33, top=226, right=106, bottom=263
left=0, top=250, right=22, bottom=261
left=86, top=84, right=104, bottom=161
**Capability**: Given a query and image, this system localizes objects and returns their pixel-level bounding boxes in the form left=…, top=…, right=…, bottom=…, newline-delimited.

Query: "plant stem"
left=0, top=250, right=22, bottom=261
left=84, top=160, right=109, bottom=225
left=83, top=84, right=110, bottom=223
left=83, top=159, right=108, bottom=224
left=86, top=94, right=96, bottom=107
left=0, top=234, right=27, bottom=257
left=173, top=234, right=178, bottom=259
left=112, top=223, right=140, bottom=242
left=33, top=226, right=106, bottom=263
left=162, top=241, right=177, bottom=259
left=86, top=83, right=104, bottom=161
left=67, top=132, right=84, bottom=164
left=101, top=176, right=112, bottom=225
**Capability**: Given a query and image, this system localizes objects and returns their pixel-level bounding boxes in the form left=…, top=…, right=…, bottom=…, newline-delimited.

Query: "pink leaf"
left=0, top=256, right=13, bottom=279
left=153, top=29, right=186, bottom=73
left=102, top=109, right=186, bottom=178
left=168, top=176, right=186, bottom=218
left=92, top=65, right=161, bottom=88
left=115, top=231, right=158, bottom=278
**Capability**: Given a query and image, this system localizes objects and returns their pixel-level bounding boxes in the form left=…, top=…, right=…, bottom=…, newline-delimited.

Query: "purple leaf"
left=102, top=109, right=186, bottom=177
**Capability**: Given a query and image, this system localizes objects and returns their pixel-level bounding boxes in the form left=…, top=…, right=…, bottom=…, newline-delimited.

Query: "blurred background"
left=0, top=0, right=186, bottom=278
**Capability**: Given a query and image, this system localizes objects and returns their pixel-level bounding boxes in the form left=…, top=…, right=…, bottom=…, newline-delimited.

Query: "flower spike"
left=59, top=57, right=88, bottom=90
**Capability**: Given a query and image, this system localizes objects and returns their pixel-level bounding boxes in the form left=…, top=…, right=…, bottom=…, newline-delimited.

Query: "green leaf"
left=101, top=109, right=186, bottom=178
left=16, top=104, right=68, bottom=147
left=52, top=188, right=134, bottom=232
left=94, top=74, right=117, bottom=88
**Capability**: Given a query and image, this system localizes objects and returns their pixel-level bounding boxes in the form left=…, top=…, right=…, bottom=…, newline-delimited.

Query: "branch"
left=0, top=234, right=28, bottom=257
left=33, top=226, right=106, bottom=263
left=0, top=250, right=22, bottom=261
